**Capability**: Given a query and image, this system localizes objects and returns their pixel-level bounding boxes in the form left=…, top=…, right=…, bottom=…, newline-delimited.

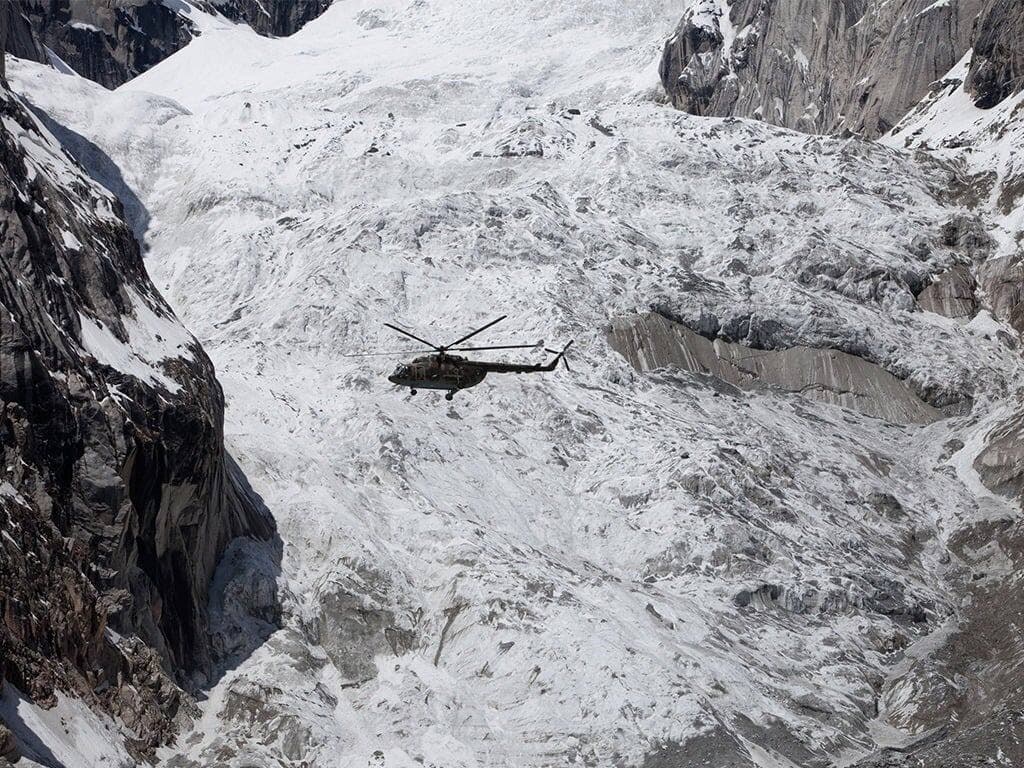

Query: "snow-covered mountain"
left=5, top=0, right=333, bottom=88
left=3, top=0, right=1024, bottom=765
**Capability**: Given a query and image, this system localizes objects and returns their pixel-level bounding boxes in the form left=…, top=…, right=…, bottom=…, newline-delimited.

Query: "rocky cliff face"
left=6, top=0, right=333, bottom=89
left=608, top=312, right=943, bottom=424
left=967, top=0, right=1024, bottom=108
left=13, top=0, right=196, bottom=89
left=659, top=0, right=986, bottom=137
left=0, top=42, right=274, bottom=760
left=204, top=0, right=333, bottom=38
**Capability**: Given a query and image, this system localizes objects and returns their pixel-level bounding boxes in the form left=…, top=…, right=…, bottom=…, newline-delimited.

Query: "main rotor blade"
left=450, top=343, right=539, bottom=351
left=384, top=322, right=441, bottom=350
left=342, top=350, right=424, bottom=357
left=443, top=315, right=507, bottom=350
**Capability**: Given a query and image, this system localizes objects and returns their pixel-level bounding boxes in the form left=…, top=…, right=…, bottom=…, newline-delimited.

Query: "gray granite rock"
left=4, top=0, right=333, bottom=89
left=967, top=0, right=1024, bottom=108
left=660, top=0, right=985, bottom=137
left=10, top=0, right=195, bottom=88
left=204, top=0, right=332, bottom=38
left=608, top=312, right=941, bottom=424
left=917, top=266, right=978, bottom=320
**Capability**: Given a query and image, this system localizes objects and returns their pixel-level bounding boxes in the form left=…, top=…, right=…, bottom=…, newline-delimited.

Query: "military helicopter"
left=347, top=315, right=573, bottom=400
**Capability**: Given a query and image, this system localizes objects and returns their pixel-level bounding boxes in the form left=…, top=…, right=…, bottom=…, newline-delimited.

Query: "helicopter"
left=347, top=315, right=573, bottom=400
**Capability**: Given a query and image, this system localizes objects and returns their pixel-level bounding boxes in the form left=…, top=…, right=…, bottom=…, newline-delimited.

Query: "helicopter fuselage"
left=387, top=347, right=569, bottom=399
left=369, top=315, right=572, bottom=401
left=388, top=354, right=487, bottom=393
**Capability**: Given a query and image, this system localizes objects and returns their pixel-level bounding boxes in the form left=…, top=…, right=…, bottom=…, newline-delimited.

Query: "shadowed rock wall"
left=5, top=0, right=333, bottom=89
left=0, top=26, right=275, bottom=757
left=966, top=0, right=1024, bottom=108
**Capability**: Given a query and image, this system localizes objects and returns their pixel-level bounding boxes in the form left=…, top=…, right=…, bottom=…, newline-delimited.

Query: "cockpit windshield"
left=392, top=364, right=410, bottom=377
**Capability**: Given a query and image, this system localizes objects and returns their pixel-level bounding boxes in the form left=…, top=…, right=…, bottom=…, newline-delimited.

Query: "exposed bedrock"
left=979, top=253, right=1024, bottom=333
left=609, top=312, right=942, bottom=424
left=313, top=563, right=417, bottom=687
left=659, top=0, right=985, bottom=137
left=10, top=0, right=196, bottom=88
left=966, top=0, right=1024, bottom=108
left=3, top=0, right=333, bottom=89
left=204, top=0, right=333, bottom=38
left=0, top=63, right=277, bottom=755
left=0, top=2, right=42, bottom=71
left=916, top=266, right=978, bottom=320
left=973, top=403, right=1024, bottom=499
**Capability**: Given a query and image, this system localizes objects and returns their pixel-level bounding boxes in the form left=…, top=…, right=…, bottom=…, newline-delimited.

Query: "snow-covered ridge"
left=78, top=286, right=196, bottom=392
left=887, top=51, right=1024, bottom=252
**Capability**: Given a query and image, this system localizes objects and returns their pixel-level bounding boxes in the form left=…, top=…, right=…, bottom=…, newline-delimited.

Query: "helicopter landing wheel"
left=410, top=388, right=417, bottom=396
left=445, top=391, right=454, bottom=401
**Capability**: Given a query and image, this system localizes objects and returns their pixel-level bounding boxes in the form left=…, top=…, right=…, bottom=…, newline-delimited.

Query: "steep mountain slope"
left=203, top=0, right=333, bottom=37
left=659, top=0, right=990, bottom=137
left=0, top=32, right=276, bottom=765
left=6, top=0, right=333, bottom=88
left=889, top=44, right=1024, bottom=291
left=867, top=44, right=1024, bottom=768
left=966, top=0, right=1024, bottom=109
left=7, top=0, right=1024, bottom=765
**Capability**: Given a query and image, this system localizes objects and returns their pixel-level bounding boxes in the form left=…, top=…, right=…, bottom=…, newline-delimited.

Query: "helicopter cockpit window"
left=392, top=364, right=410, bottom=377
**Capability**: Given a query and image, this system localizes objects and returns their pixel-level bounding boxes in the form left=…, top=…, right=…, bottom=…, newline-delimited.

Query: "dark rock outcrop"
left=0, top=2, right=42, bottom=68
left=207, top=0, right=333, bottom=38
left=4, top=0, right=333, bottom=89
left=659, top=0, right=985, bottom=137
left=966, top=0, right=1024, bottom=108
left=973, top=405, right=1024, bottom=499
left=979, top=254, right=1024, bottom=333
left=0, top=42, right=273, bottom=756
left=11, top=0, right=196, bottom=89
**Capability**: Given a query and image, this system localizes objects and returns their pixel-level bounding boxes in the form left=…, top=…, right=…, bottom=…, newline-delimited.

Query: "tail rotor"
left=545, top=340, right=574, bottom=372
